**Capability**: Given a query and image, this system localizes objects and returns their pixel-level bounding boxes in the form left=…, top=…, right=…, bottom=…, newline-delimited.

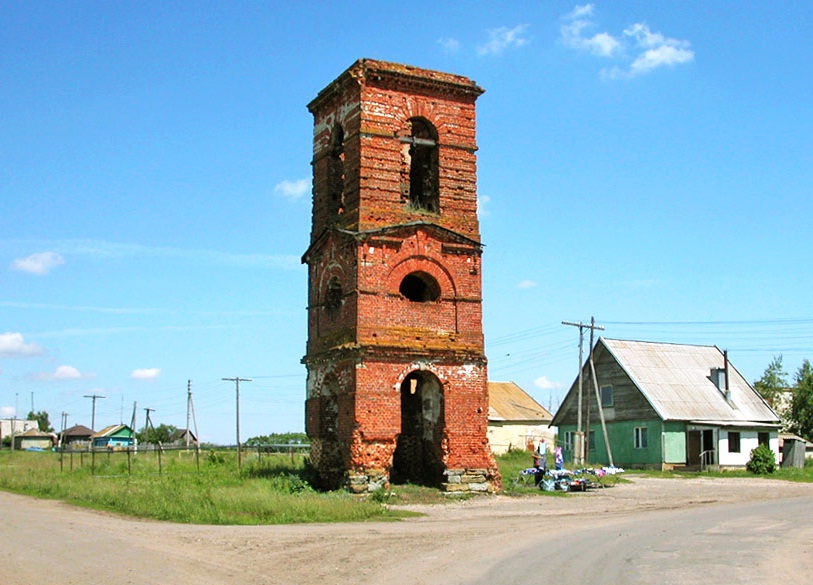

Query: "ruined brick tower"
left=303, top=59, right=500, bottom=493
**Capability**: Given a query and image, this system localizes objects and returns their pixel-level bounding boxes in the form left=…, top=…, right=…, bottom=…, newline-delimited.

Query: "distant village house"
left=488, top=381, right=555, bottom=455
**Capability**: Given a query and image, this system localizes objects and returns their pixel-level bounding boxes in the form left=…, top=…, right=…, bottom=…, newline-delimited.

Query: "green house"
left=551, top=339, right=781, bottom=470
left=91, top=424, right=135, bottom=449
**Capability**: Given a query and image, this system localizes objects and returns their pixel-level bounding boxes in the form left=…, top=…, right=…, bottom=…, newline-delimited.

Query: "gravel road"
left=1, top=476, right=811, bottom=584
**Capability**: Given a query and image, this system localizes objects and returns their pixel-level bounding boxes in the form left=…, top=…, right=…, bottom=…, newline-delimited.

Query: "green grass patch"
left=620, top=457, right=813, bottom=483
left=0, top=450, right=415, bottom=524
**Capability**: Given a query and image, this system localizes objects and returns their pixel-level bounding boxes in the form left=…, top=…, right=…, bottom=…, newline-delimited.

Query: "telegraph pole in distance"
left=84, top=393, right=105, bottom=432
left=222, top=377, right=252, bottom=468
left=186, top=380, right=192, bottom=450
left=563, top=318, right=604, bottom=467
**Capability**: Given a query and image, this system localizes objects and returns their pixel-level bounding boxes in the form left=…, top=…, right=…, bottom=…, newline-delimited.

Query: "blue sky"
left=2, top=2, right=811, bottom=444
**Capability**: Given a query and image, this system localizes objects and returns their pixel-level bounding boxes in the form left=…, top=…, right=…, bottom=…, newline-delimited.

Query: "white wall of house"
left=19, top=437, right=53, bottom=450
left=488, top=422, right=556, bottom=455
left=718, top=429, right=779, bottom=467
left=0, top=419, right=39, bottom=439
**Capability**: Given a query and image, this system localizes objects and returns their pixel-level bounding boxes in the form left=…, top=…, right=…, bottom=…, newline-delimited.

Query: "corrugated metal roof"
left=92, top=424, right=132, bottom=438
left=601, top=338, right=779, bottom=424
left=488, top=381, right=553, bottom=422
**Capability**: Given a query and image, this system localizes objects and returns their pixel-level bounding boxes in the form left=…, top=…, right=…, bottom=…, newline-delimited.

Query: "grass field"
left=1, top=447, right=810, bottom=524
left=0, top=448, right=421, bottom=524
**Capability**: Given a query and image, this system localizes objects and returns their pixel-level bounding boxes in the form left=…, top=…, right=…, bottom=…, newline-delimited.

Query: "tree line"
left=754, top=357, right=813, bottom=441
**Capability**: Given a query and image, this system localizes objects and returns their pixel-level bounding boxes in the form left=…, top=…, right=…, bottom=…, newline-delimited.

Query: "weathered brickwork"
left=303, top=59, right=500, bottom=493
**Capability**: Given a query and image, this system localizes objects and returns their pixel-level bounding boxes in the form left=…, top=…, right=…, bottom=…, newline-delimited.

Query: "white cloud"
left=562, top=5, right=694, bottom=78
left=438, top=37, right=461, bottom=54
left=0, top=406, right=14, bottom=417
left=131, top=368, right=161, bottom=380
left=561, top=5, right=621, bottom=58
left=0, top=332, right=44, bottom=358
left=477, top=194, right=491, bottom=218
left=477, top=24, right=529, bottom=56
left=10, top=251, right=65, bottom=275
left=274, top=178, right=310, bottom=200
left=566, top=4, right=595, bottom=20
left=518, top=280, right=538, bottom=289
left=17, top=239, right=300, bottom=271
left=534, top=376, right=564, bottom=390
left=37, top=365, right=88, bottom=381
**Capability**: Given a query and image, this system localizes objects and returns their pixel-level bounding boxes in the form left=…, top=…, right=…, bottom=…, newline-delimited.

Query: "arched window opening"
left=324, top=277, right=343, bottom=313
left=399, top=271, right=440, bottom=302
left=404, top=118, right=439, bottom=213
left=327, top=124, right=345, bottom=217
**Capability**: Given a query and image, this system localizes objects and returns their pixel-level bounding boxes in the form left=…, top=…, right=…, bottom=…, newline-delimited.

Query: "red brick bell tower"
left=303, top=59, right=500, bottom=492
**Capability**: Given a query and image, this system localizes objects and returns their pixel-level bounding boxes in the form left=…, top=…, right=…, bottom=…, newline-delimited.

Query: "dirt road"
left=2, top=476, right=811, bottom=584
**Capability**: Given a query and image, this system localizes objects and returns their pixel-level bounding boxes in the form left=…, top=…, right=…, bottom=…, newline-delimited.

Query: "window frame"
left=758, top=432, right=770, bottom=447
left=600, top=384, right=614, bottom=408
left=563, top=431, right=574, bottom=451
left=728, top=431, right=741, bottom=453
left=634, top=426, right=648, bottom=449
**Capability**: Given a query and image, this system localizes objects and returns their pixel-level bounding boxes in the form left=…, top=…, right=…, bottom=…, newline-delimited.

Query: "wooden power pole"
left=563, top=318, right=604, bottom=466
left=222, top=376, right=252, bottom=468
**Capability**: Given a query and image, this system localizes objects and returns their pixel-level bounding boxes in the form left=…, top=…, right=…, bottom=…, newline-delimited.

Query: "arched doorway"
left=391, top=371, right=445, bottom=486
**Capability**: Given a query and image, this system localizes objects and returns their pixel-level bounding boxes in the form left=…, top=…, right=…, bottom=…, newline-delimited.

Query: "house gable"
left=551, top=340, right=660, bottom=427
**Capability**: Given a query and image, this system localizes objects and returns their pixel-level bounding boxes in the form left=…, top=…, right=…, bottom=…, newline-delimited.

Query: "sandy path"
left=1, top=476, right=811, bottom=584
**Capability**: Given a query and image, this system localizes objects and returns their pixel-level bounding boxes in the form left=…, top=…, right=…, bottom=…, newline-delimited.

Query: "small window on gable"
left=327, top=124, right=345, bottom=218
left=402, top=117, right=439, bottom=214
left=400, top=271, right=440, bottom=302
left=600, top=385, right=614, bottom=407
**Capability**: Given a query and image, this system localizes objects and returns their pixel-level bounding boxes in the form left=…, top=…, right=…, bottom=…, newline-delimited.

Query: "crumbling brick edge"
left=345, top=467, right=503, bottom=494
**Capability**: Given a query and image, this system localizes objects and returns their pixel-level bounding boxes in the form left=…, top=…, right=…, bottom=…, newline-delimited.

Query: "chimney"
left=723, top=350, right=732, bottom=404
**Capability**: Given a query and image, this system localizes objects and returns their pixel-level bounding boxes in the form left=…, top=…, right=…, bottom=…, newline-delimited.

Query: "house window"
left=758, top=432, right=770, bottom=447
left=563, top=431, right=574, bottom=451
left=600, top=385, right=614, bottom=407
left=728, top=431, right=741, bottom=453
left=587, top=430, right=596, bottom=451
left=634, top=427, right=648, bottom=449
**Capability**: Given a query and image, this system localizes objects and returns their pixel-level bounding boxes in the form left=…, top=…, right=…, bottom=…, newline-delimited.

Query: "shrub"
left=747, top=444, right=776, bottom=474
left=206, top=450, right=226, bottom=465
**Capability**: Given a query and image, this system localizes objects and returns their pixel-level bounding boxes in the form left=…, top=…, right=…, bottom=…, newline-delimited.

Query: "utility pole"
left=59, top=412, right=69, bottom=449
left=587, top=316, right=614, bottom=467
left=83, top=393, right=105, bottom=432
left=563, top=318, right=604, bottom=467
left=11, top=393, right=18, bottom=451
left=186, top=380, right=192, bottom=450
left=130, top=401, right=138, bottom=453
left=143, top=407, right=156, bottom=443
left=223, top=377, right=252, bottom=468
